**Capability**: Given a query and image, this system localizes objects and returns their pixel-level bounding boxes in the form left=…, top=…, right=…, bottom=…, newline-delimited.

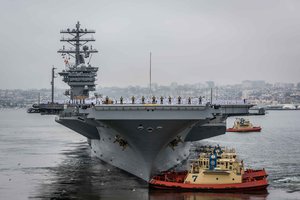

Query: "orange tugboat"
left=150, top=146, right=268, bottom=192
left=226, top=118, right=261, bottom=132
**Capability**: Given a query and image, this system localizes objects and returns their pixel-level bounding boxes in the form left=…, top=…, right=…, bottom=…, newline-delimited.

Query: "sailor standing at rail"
left=160, top=96, right=164, bottom=104
left=152, top=96, right=156, bottom=104
left=142, top=96, right=145, bottom=104
left=178, top=96, right=182, bottom=104
left=168, top=96, right=172, bottom=104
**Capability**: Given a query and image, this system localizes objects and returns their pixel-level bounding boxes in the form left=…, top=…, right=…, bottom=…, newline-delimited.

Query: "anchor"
left=168, top=135, right=183, bottom=150
left=113, top=135, right=128, bottom=151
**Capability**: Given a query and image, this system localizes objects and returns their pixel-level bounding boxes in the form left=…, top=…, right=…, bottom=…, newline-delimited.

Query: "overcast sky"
left=1, top=0, right=300, bottom=89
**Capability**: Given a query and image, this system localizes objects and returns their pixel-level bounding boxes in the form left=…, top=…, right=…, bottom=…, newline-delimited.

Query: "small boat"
left=150, top=146, right=268, bottom=192
left=226, top=118, right=261, bottom=132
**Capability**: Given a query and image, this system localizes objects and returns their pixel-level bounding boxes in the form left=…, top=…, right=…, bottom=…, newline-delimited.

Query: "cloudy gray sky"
left=0, top=0, right=300, bottom=89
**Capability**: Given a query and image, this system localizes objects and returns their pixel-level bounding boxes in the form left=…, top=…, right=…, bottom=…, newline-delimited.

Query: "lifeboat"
left=226, top=118, right=261, bottom=132
left=150, top=146, right=268, bottom=192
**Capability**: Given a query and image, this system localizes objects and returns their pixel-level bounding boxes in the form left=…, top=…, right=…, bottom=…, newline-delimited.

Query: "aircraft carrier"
left=55, top=22, right=252, bottom=181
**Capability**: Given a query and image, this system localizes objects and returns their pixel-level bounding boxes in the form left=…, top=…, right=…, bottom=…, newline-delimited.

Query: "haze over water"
left=2, top=1, right=300, bottom=89
left=0, top=109, right=299, bottom=200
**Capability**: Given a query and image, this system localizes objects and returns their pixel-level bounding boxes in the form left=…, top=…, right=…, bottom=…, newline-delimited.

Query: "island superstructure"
left=55, top=22, right=252, bottom=181
left=57, top=22, right=98, bottom=103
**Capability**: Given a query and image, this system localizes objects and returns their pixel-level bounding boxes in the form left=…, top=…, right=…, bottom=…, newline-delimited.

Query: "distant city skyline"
left=1, top=79, right=299, bottom=108
left=1, top=0, right=300, bottom=89
left=1, top=79, right=298, bottom=91
left=32, top=80, right=300, bottom=91
left=1, top=79, right=299, bottom=91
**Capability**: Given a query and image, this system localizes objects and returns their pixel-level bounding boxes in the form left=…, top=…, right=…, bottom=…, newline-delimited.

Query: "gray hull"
left=56, top=104, right=251, bottom=181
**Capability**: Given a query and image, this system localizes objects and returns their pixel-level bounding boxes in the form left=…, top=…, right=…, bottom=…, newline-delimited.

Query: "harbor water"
left=0, top=109, right=299, bottom=199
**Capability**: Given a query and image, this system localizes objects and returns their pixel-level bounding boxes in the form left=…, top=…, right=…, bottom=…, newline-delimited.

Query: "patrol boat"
left=55, top=22, right=253, bottom=181
left=150, top=146, right=268, bottom=191
left=226, top=118, right=261, bottom=132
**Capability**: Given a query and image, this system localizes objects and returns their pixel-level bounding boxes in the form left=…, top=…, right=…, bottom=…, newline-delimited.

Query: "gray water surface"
left=0, top=109, right=299, bottom=200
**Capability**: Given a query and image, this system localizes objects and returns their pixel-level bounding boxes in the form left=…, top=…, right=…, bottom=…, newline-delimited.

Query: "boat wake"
left=274, top=176, right=300, bottom=184
left=272, top=176, right=300, bottom=193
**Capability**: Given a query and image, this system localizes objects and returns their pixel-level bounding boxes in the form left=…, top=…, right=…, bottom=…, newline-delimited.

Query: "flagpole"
left=150, top=52, right=152, bottom=95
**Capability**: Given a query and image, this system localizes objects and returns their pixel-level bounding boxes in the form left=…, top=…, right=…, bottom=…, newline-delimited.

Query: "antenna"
left=150, top=52, right=152, bottom=95
left=210, top=88, right=213, bottom=104
left=38, top=92, right=40, bottom=105
left=51, top=66, right=57, bottom=103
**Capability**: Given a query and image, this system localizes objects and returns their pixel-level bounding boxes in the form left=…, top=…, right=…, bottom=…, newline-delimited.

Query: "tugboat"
left=226, top=118, right=261, bottom=132
left=150, top=146, right=268, bottom=192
